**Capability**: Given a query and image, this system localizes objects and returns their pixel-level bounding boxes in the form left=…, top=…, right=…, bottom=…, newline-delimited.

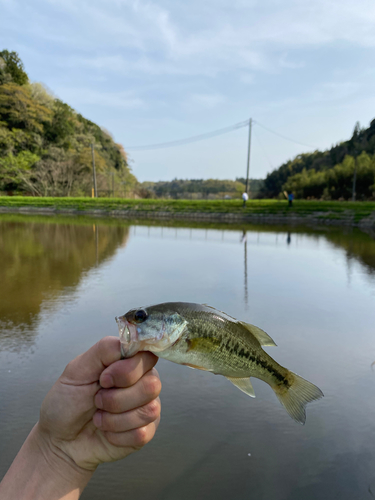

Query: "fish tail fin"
left=273, top=372, right=323, bottom=425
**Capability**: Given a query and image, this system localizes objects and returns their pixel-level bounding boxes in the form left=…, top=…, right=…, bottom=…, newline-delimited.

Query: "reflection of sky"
left=1, top=220, right=375, bottom=500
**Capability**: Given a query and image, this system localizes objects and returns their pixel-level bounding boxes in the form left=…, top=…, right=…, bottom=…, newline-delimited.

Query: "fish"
left=115, top=302, right=323, bottom=424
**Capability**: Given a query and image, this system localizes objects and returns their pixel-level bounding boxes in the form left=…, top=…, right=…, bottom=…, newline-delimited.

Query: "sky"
left=1, top=0, right=375, bottom=182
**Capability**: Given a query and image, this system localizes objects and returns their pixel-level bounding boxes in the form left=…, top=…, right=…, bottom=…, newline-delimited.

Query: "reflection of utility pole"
left=245, top=118, right=253, bottom=194
left=242, top=230, right=248, bottom=308
left=93, top=224, right=98, bottom=266
left=91, top=143, right=97, bottom=198
left=352, top=160, right=357, bottom=202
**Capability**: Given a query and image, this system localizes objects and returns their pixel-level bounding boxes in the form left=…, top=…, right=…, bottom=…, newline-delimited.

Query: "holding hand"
left=0, top=336, right=161, bottom=500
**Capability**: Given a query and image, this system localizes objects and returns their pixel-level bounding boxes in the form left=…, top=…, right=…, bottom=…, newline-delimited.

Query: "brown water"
left=1, top=214, right=375, bottom=500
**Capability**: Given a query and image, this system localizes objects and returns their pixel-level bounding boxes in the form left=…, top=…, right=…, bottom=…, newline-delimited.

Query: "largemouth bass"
left=116, top=302, right=323, bottom=424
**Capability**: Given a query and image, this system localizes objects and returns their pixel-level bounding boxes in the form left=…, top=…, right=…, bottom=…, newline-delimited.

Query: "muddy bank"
left=1, top=205, right=375, bottom=228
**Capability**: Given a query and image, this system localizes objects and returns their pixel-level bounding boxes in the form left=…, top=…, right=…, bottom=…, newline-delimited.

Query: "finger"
left=93, top=397, right=161, bottom=432
left=103, top=417, right=161, bottom=449
left=95, top=368, right=161, bottom=413
left=62, top=337, right=122, bottom=385
left=99, top=352, right=158, bottom=389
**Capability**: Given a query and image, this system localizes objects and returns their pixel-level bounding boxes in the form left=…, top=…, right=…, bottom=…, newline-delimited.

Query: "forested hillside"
left=0, top=50, right=137, bottom=196
left=260, top=120, right=375, bottom=200
left=140, top=178, right=251, bottom=199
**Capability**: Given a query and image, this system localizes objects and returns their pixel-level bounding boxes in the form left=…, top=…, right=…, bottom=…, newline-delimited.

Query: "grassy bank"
left=1, top=196, right=375, bottom=224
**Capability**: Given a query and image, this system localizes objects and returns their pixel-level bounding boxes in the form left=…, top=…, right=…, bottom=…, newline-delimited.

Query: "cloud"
left=53, top=87, right=144, bottom=109
left=190, top=93, right=225, bottom=108
left=5, top=0, right=375, bottom=81
left=279, top=53, right=305, bottom=69
left=240, top=74, right=255, bottom=85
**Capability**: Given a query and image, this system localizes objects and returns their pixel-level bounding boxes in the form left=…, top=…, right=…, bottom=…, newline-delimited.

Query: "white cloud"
left=279, top=53, right=305, bottom=69
left=311, top=81, right=362, bottom=103
left=54, top=87, right=144, bottom=109
left=6, top=0, right=375, bottom=78
left=190, top=93, right=225, bottom=108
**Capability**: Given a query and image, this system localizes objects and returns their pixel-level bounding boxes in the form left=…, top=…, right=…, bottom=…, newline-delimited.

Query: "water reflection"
left=1, top=214, right=375, bottom=500
left=0, top=218, right=129, bottom=351
left=241, top=231, right=248, bottom=309
left=1, top=215, right=375, bottom=353
left=325, top=229, right=375, bottom=277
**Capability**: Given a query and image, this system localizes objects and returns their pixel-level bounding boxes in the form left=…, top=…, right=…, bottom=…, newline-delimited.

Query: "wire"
left=126, top=119, right=250, bottom=151
left=254, top=120, right=317, bottom=149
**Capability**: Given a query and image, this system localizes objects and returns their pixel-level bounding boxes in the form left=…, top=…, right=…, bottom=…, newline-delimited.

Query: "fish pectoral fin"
left=226, top=376, right=256, bottom=398
left=239, top=322, right=277, bottom=347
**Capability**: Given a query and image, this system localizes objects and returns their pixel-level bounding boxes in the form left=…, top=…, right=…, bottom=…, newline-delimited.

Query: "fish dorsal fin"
left=226, top=376, right=256, bottom=398
left=239, top=322, right=277, bottom=347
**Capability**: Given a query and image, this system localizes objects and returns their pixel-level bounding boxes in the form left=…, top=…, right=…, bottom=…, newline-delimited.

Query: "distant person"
left=0, top=337, right=161, bottom=500
left=288, top=192, right=294, bottom=207
left=242, top=192, right=249, bottom=208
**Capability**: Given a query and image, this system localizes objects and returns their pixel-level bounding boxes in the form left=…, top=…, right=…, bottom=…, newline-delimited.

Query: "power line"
left=126, top=119, right=250, bottom=151
left=254, top=120, right=317, bottom=149
left=126, top=117, right=317, bottom=152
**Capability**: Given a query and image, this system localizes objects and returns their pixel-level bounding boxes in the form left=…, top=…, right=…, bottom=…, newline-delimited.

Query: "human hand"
left=37, top=336, right=161, bottom=471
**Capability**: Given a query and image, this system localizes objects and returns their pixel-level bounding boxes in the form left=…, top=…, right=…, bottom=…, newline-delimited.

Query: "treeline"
left=0, top=50, right=136, bottom=197
left=140, top=178, right=258, bottom=199
left=260, top=120, right=375, bottom=200
left=283, top=152, right=375, bottom=200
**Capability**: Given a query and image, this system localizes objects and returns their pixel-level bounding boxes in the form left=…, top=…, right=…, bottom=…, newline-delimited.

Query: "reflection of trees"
left=0, top=218, right=129, bottom=350
left=324, top=229, right=375, bottom=277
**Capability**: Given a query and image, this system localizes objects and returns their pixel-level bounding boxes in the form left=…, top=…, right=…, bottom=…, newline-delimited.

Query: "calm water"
left=1, top=214, right=375, bottom=500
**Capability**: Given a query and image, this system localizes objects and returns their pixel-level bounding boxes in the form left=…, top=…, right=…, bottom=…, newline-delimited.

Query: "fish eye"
left=134, top=309, right=148, bottom=323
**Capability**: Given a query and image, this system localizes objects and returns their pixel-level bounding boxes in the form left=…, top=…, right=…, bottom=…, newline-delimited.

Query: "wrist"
left=33, top=422, right=96, bottom=480
left=0, top=424, right=94, bottom=500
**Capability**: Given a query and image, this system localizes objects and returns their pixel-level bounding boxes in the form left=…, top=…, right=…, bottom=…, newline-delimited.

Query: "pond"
left=1, top=214, right=375, bottom=500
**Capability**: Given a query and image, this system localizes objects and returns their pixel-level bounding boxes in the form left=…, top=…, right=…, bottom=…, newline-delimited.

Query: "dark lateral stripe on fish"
left=189, top=331, right=289, bottom=388
left=233, top=343, right=289, bottom=387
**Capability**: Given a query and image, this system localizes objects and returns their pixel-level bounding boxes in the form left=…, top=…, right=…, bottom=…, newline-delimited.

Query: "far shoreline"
left=1, top=197, right=375, bottom=228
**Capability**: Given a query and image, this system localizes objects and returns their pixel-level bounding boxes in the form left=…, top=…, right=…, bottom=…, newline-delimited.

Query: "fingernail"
left=96, top=392, right=103, bottom=409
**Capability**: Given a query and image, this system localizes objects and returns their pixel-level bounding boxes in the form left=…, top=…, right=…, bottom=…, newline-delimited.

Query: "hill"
left=0, top=50, right=137, bottom=197
left=260, top=119, right=375, bottom=200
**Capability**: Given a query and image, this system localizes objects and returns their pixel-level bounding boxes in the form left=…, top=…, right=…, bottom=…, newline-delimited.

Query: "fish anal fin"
left=239, top=322, right=277, bottom=347
left=226, top=376, right=256, bottom=398
left=182, top=362, right=210, bottom=371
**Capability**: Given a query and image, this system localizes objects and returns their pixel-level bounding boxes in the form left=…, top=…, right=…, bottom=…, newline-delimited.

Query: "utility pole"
left=245, top=118, right=252, bottom=194
left=91, top=143, right=97, bottom=198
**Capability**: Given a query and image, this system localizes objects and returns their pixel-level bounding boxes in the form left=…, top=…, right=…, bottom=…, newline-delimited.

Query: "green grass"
left=0, top=196, right=375, bottom=221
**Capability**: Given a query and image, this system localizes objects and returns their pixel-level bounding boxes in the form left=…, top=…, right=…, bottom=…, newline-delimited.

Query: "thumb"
left=62, top=337, right=122, bottom=384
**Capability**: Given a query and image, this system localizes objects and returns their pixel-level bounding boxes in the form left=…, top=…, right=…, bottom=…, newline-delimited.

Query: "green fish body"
left=116, top=302, right=323, bottom=424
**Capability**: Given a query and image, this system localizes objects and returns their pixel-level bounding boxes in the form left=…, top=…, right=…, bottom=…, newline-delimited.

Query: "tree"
left=0, top=50, right=29, bottom=85
left=44, top=100, right=76, bottom=146
left=0, top=83, right=52, bottom=134
left=0, top=51, right=135, bottom=197
left=0, top=151, right=40, bottom=193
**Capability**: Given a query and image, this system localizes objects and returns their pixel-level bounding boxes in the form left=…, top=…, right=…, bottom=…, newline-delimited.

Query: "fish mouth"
left=115, top=315, right=139, bottom=358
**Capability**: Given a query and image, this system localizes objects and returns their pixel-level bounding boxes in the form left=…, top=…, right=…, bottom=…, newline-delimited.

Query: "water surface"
left=1, top=214, right=375, bottom=500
